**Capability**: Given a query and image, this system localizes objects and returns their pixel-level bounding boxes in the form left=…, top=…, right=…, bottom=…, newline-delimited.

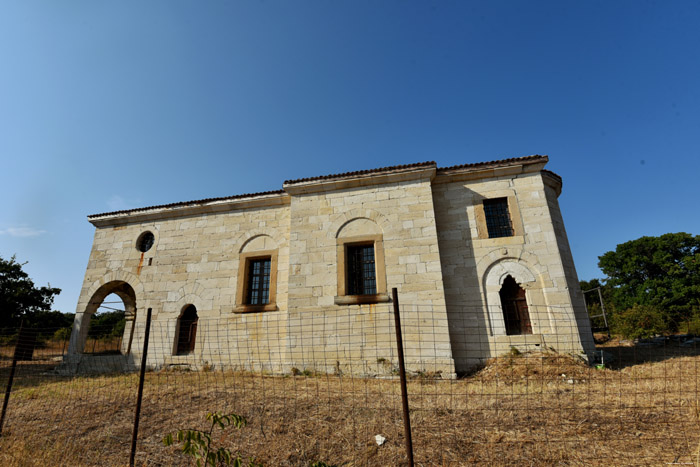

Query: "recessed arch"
left=327, top=208, right=391, bottom=240
left=484, top=259, right=536, bottom=289
left=240, top=234, right=278, bottom=253
left=233, top=227, right=284, bottom=255
left=336, top=217, right=382, bottom=239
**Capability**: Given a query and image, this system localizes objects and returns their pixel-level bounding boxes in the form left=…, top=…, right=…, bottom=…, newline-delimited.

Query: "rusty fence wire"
left=1, top=302, right=699, bottom=466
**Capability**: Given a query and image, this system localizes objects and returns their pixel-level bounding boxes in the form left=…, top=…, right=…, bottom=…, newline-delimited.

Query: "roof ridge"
left=438, top=155, right=548, bottom=172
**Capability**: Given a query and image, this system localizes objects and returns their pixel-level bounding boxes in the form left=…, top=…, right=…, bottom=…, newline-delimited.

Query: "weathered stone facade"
left=66, top=156, right=595, bottom=376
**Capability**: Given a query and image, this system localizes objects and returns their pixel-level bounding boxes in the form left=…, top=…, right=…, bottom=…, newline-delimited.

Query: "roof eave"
left=88, top=192, right=290, bottom=227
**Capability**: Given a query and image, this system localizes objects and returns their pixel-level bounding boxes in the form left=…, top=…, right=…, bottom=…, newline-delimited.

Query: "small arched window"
left=499, top=275, right=532, bottom=335
left=176, top=305, right=198, bottom=355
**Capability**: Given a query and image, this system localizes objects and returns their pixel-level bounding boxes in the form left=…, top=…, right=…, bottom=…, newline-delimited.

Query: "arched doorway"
left=83, top=293, right=127, bottom=354
left=70, top=281, right=136, bottom=354
left=176, top=305, right=198, bottom=355
left=499, top=275, right=532, bottom=335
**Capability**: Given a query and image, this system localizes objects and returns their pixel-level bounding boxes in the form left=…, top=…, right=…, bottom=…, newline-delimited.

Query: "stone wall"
left=70, top=198, right=293, bottom=370
left=284, top=169, right=455, bottom=375
left=433, top=168, right=594, bottom=372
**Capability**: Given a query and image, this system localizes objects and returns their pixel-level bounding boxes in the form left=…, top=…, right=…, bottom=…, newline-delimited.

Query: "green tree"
left=598, top=232, right=700, bottom=332
left=0, top=255, right=62, bottom=332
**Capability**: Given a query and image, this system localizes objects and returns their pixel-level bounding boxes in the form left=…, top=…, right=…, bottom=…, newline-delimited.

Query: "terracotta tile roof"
left=87, top=190, right=286, bottom=219
left=438, top=155, right=548, bottom=173
left=283, top=161, right=437, bottom=185
left=88, top=155, right=553, bottom=219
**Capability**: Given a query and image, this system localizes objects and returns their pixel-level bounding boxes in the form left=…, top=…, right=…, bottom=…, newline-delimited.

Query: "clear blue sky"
left=2, top=1, right=699, bottom=315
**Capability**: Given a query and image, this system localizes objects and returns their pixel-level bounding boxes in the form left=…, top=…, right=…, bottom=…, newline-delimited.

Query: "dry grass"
left=1, top=346, right=700, bottom=466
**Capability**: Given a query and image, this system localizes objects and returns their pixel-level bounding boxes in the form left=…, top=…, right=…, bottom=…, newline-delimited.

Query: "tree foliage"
left=0, top=255, right=62, bottom=331
left=597, top=232, right=700, bottom=334
left=88, top=310, right=126, bottom=338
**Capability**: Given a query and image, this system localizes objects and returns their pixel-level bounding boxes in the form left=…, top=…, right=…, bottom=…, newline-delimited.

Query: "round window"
left=136, top=231, right=155, bottom=253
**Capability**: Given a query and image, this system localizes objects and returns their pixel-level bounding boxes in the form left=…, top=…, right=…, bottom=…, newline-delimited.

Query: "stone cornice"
left=542, top=170, right=563, bottom=197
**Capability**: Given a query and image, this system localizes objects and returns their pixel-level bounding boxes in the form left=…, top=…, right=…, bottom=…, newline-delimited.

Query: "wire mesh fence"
left=1, top=302, right=699, bottom=466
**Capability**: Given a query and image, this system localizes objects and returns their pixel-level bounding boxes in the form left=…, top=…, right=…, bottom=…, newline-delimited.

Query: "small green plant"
left=163, top=411, right=257, bottom=466
left=291, top=367, right=314, bottom=376
left=509, top=346, right=522, bottom=357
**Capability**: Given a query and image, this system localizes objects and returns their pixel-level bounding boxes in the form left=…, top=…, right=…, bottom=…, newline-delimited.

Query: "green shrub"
left=53, top=327, right=71, bottom=341
left=685, top=313, right=700, bottom=335
left=610, top=304, right=666, bottom=339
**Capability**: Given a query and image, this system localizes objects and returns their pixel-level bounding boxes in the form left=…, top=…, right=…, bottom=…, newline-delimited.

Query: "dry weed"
left=0, top=348, right=698, bottom=466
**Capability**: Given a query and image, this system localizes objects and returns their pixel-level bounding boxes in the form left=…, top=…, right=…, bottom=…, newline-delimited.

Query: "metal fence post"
left=129, top=307, right=152, bottom=466
left=0, top=322, right=24, bottom=436
left=392, top=288, right=414, bottom=467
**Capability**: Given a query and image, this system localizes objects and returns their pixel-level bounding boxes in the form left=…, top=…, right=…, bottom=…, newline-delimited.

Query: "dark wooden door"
left=176, top=305, right=198, bottom=355
left=500, top=276, right=532, bottom=335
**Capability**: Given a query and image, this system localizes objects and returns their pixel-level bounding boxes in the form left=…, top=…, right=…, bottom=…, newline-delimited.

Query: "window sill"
left=334, top=294, right=391, bottom=305
left=474, top=235, right=525, bottom=248
left=233, top=304, right=279, bottom=313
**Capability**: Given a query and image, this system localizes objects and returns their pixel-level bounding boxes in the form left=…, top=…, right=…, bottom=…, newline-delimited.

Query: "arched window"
left=235, top=234, right=279, bottom=313
left=334, top=217, right=389, bottom=305
left=499, top=275, right=532, bottom=335
left=176, top=305, right=198, bottom=355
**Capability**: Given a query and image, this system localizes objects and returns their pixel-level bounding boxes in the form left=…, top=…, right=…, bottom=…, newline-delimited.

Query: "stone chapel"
left=66, top=155, right=595, bottom=375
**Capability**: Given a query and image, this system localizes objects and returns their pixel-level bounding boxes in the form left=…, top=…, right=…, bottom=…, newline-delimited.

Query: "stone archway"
left=68, top=281, right=136, bottom=354
left=482, top=259, right=538, bottom=336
